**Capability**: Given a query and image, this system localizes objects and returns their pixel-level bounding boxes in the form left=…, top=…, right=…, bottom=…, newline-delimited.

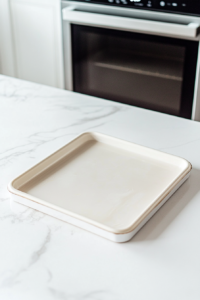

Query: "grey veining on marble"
left=0, top=75, right=200, bottom=300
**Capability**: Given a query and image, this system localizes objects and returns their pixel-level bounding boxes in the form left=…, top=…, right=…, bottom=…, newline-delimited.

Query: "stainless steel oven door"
left=62, top=3, right=200, bottom=120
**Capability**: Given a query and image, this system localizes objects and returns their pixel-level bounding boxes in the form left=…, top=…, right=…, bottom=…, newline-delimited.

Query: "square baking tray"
left=8, top=132, right=192, bottom=242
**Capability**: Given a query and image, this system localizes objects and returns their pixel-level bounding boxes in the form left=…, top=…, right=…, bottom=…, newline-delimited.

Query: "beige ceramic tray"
left=8, top=132, right=192, bottom=242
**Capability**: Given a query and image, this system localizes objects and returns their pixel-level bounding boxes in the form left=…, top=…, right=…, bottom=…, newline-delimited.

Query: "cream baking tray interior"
left=8, top=132, right=192, bottom=242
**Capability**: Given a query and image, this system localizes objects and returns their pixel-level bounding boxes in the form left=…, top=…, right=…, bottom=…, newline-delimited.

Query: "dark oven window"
left=72, top=25, right=199, bottom=119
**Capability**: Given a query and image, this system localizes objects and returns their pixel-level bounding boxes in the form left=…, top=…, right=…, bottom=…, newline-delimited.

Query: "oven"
left=62, top=0, right=200, bottom=120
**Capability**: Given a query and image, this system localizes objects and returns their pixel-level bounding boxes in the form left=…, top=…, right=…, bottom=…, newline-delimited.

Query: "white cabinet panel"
left=0, top=0, right=64, bottom=88
left=0, top=0, right=16, bottom=76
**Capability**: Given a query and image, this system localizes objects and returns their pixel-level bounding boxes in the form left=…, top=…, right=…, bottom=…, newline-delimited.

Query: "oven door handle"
left=62, top=6, right=200, bottom=39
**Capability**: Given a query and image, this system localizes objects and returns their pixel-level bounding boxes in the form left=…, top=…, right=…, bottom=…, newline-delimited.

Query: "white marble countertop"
left=0, top=75, right=200, bottom=300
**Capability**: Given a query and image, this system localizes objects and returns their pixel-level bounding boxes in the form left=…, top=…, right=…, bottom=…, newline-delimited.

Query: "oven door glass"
left=72, top=25, right=198, bottom=119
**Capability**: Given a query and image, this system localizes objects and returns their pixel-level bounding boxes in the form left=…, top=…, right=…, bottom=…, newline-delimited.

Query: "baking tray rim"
left=7, top=132, right=192, bottom=235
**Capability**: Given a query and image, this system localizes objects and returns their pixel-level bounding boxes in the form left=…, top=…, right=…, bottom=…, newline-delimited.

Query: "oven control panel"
left=73, top=0, right=200, bottom=15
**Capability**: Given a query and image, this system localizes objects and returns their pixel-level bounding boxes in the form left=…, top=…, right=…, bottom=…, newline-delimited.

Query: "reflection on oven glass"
left=72, top=25, right=189, bottom=117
